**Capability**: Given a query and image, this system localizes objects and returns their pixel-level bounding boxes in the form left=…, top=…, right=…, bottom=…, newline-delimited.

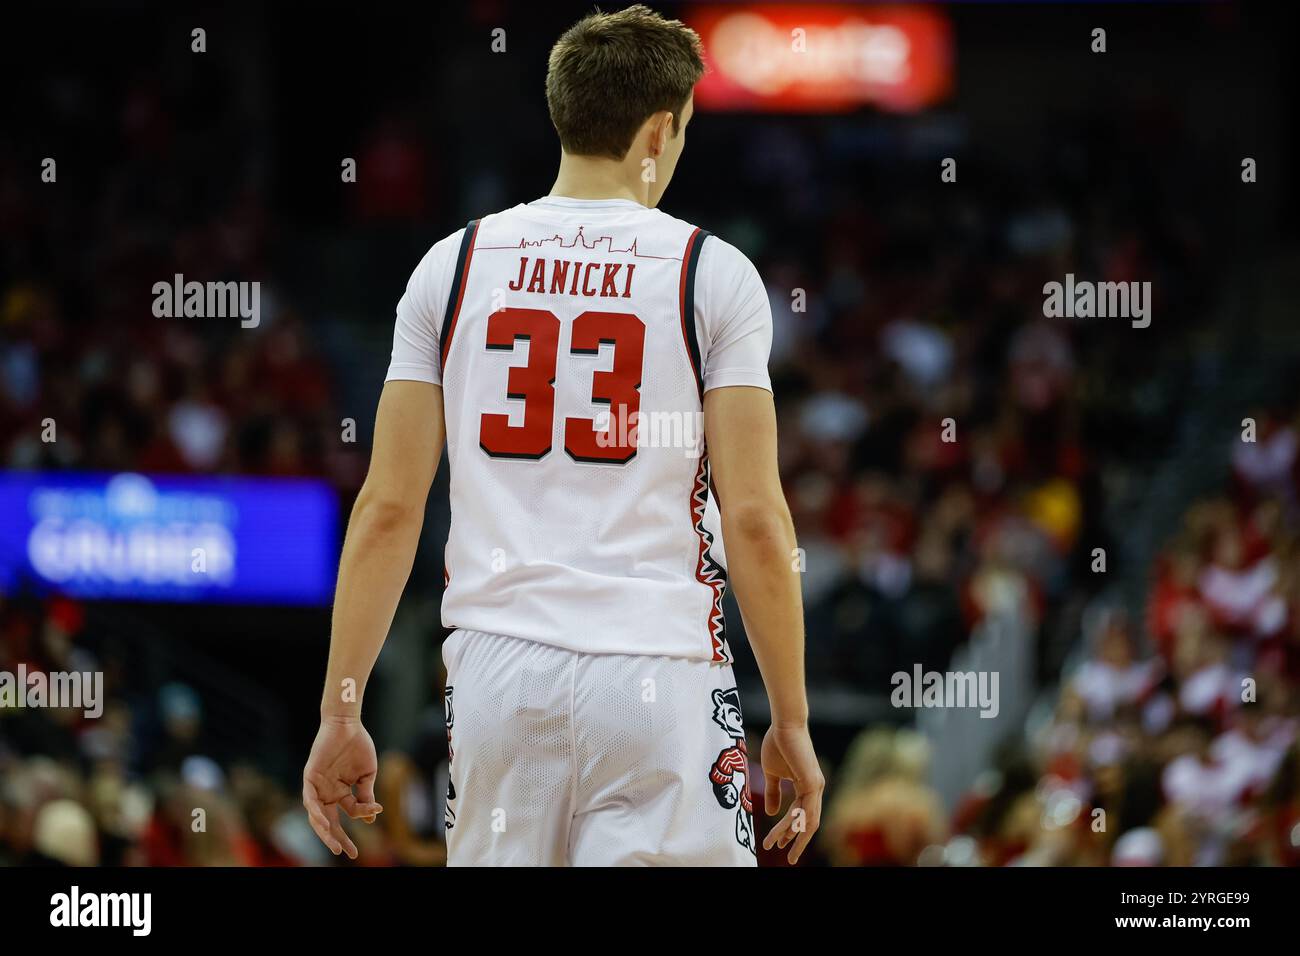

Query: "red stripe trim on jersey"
left=680, top=228, right=728, bottom=661
left=439, top=219, right=481, bottom=375
left=677, top=227, right=705, bottom=399
left=688, top=451, right=732, bottom=664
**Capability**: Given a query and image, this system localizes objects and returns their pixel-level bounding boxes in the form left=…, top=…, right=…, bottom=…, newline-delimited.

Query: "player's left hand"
left=759, top=722, right=824, bottom=865
left=302, top=716, right=384, bottom=859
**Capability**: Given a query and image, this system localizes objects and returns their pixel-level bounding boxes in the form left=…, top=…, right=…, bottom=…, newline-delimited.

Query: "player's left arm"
left=303, top=380, right=444, bottom=858
left=698, top=237, right=824, bottom=863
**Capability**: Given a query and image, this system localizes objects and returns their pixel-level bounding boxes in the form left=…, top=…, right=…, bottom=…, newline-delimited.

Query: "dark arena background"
left=1, top=0, right=1298, bottom=935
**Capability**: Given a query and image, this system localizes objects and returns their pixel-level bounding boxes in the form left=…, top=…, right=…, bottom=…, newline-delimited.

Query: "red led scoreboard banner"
left=689, top=4, right=952, bottom=113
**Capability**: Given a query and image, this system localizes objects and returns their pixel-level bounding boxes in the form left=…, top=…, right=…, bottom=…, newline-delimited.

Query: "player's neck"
left=549, top=152, right=649, bottom=207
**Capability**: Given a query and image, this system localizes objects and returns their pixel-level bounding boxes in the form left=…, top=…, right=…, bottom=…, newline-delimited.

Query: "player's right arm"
left=304, top=231, right=459, bottom=858
left=303, top=380, right=444, bottom=858
left=698, top=236, right=823, bottom=864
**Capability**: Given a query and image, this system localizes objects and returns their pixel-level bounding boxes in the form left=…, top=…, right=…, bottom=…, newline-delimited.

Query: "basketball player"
left=303, top=4, right=822, bottom=866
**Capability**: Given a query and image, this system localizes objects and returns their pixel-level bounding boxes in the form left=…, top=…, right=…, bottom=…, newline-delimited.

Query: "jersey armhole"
left=676, top=227, right=710, bottom=401
left=438, top=218, right=482, bottom=376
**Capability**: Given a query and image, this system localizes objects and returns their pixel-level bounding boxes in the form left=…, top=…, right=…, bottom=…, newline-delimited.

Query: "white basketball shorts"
left=441, top=628, right=758, bottom=867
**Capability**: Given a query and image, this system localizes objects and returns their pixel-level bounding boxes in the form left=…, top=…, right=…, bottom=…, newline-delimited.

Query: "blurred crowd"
left=0, top=50, right=367, bottom=488
left=0, top=594, right=455, bottom=866
left=0, top=266, right=364, bottom=488
left=821, top=403, right=1300, bottom=866
left=754, top=137, right=1206, bottom=693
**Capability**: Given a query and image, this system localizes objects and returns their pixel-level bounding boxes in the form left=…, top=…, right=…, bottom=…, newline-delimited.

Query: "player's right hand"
left=760, top=722, right=824, bottom=865
left=302, top=716, right=384, bottom=859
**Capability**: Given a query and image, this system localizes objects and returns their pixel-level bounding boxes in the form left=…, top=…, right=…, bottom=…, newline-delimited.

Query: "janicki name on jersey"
left=508, top=256, right=636, bottom=298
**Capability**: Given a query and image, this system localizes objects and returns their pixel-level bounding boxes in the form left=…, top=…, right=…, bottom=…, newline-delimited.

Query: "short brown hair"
left=546, top=5, right=705, bottom=161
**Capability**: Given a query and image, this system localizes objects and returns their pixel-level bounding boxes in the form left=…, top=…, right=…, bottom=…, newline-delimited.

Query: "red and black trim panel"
left=677, top=227, right=710, bottom=401
left=439, top=218, right=482, bottom=375
left=680, top=227, right=729, bottom=660
left=689, top=451, right=732, bottom=664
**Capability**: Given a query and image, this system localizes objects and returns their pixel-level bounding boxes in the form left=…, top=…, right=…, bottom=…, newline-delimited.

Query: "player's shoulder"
left=701, top=233, right=756, bottom=274
left=419, top=201, right=526, bottom=258
left=643, top=205, right=699, bottom=234
left=645, top=210, right=757, bottom=273
left=687, top=228, right=761, bottom=289
left=412, top=201, right=559, bottom=278
left=471, top=202, right=528, bottom=230
left=644, top=207, right=711, bottom=245
left=409, top=223, right=470, bottom=284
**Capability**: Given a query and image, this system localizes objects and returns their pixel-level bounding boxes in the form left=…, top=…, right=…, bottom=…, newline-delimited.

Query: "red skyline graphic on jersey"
left=479, top=226, right=681, bottom=261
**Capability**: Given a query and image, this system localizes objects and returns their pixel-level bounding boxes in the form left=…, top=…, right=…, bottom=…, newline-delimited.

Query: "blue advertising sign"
left=0, top=471, right=339, bottom=605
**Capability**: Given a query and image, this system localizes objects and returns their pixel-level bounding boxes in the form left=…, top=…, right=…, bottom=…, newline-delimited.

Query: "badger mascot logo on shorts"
left=708, top=687, right=755, bottom=854
left=444, top=686, right=456, bottom=831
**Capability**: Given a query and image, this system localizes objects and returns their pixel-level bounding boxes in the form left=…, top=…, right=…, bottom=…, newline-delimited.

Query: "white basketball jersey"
left=387, top=196, right=773, bottom=662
